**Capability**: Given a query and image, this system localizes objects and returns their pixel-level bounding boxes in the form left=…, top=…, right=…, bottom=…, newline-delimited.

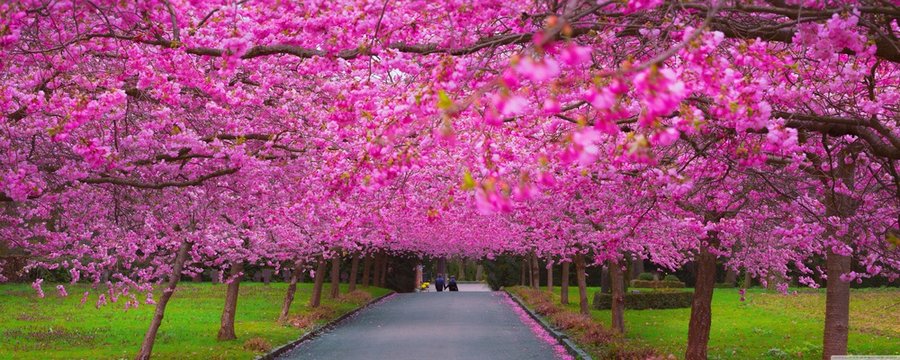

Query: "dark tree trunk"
left=724, top=269, right=738, bottom=287
left=475, top=263, right=484, bottom=281
left=575, top=254, right=589, bottom=315
left=610, top=259, right=625, bottom=334
left=823, top=249, right=851, bottom=359
left=530, top=253, right=540, bottom=289
left=372, top=253, right=383, bottom=288
left=458, top=258, right=465, bottom=281
left=600, top=265, right=611, bottom=294
left=630, top=256, right=645, bottom=280
left=743, top=271, right=752, bottom=288
left=685, top=243, right=718, bottom=360
left=361, top=254, right=372, bottom=287
left=135, top=240, right=191, bottom=360
left=521, top=258, right=527, bottom=286
left=279, top=261, right=303, bottom=323
left=560, top=262, right=570, bottom=305
left=546, top=259, right=553, bottom=293
left=330, top=255, right=341, bottom=299
left=217, top=262, right=244, bottom=341
left=436, top=256, right=447, bottom=276
left=348, top=253, right=360, bottom=292
left=378, top=254, right=388, bottom=287
left=309, top=257, right=327, bottom=308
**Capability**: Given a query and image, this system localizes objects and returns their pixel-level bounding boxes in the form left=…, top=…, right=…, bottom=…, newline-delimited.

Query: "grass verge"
left=0, top=282, right=390, bottom=359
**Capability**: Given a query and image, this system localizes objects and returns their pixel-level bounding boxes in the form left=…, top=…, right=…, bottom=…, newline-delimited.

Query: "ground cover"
left=0, top=283, right=390, bottom=359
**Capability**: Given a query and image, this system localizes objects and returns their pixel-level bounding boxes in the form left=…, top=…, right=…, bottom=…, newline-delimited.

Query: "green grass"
left=0, top=282, right=390, bottom=359
left=557, top=286, right=899, bottom=359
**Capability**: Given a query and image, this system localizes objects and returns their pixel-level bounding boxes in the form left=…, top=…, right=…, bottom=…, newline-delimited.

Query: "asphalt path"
left=278, top=289, right=560, bottom=360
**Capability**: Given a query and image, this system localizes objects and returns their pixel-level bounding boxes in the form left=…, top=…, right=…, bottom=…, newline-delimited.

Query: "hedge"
left=629, top=279, right=686, bottom=288
left=593, top=290, right=694, bottom=310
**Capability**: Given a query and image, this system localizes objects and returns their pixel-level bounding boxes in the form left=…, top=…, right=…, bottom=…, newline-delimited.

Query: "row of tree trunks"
left=279, top=260, right=304, bottom=323
left=560, top=262, right=570, bottom=305
left=217, top=261, right=244, bottom=341
left=135, top=240, right=192, bottom=360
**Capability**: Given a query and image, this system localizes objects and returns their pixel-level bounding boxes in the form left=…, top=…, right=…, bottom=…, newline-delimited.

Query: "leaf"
left=437, top=90, right=453, bottom=110
left=461, top=170, right=476, bottom=190
left=171, top=125, right=182, bottom=135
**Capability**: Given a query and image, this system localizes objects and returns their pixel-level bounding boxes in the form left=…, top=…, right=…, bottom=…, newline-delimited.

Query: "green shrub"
left=629, top=279, right=685, bottom=288
left=483, top=255, right=522, bottom=291
left=637, top=272, right=655, bottom=281
left=714, top=282, right=736, bottom=288
left=663, top=274, right=680, bottom=282
left=593, top=290, right=693, bottom=310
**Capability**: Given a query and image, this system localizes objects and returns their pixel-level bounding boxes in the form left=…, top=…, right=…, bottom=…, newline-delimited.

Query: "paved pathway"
left=278, top=288, right=560, bottom=360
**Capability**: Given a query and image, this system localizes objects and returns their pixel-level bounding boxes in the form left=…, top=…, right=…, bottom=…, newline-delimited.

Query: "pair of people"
left=434, top=275, right=458, bottom=292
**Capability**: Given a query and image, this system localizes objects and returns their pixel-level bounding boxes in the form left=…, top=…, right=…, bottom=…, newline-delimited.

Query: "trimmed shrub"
left=637, top=272, right=655, bottom=281
left=594, top=290, right=693, bottom=310
left=629, top=279, right=686, bottom=289
left=663, top=274, right=680, bottom=282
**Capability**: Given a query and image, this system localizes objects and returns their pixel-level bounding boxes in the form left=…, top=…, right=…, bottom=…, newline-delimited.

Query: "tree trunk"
left=743, top=271, right=752, bottom=288
left=521, top=258, right=527, bottom=286
left=630, top=257, right=645, bottom=280
left=309, top=257, right=327, bottom=308
left=823, top=249, right=851, bottom=360
left=348, top=253, right=360, bottom=292
left=458, top=258, right=465, bottom=281
left=610, top=258, right=625, bottom=334
left=546, top=260, right=554, bottom=293
left=372, top=253, right=383, bottom=288
left=600, top=265, right=611, bottom=294
left=685, top=243, right=718, bottom=360
left=575, top=254, right=589, bottom=315
left=279, top=261, right=303, bottom=323
left=724, top=269, right=738, bottom=287
left=437, top=256, right=447, bottom=276
left=378, top=254, right=388, bottom=287
left=135, top=240, right=191, bottom=360
left=361, top=255, right=372, bottom=287
left=560, top=262, right=570, bottom=305
left=330, top=255, right=341, bottom=299
left=217, top=262, right=244, bottom=341
left=530, top=253, right=540, bottom=289
left=475, top=263, right=484, bottom=281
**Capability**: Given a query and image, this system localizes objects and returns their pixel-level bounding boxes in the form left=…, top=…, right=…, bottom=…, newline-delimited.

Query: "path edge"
left=256, top=291, right=396, bottom=360
left=504, top=289, right=593, bottom=360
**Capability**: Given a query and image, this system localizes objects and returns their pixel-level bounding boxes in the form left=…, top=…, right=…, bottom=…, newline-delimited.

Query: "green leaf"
left=437, top=90, right=453, bottom=110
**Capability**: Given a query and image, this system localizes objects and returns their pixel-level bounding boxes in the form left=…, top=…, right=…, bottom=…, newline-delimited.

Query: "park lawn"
left=557, top=286, right=899, bottom=359
left=0, top=282, right=390, bottom=360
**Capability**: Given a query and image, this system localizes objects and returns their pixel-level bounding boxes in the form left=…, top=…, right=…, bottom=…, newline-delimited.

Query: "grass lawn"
left=0, top=282, right=390, bottom=359
left=556, top=286, right=899, bottom=359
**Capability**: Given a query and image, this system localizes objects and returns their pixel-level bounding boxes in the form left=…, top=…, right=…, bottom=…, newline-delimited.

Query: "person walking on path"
left=435, top=274, right=445, bottom=292
left=448, top=276, right=459, bottom=292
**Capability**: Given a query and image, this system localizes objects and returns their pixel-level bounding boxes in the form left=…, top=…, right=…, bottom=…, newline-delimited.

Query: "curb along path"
left=257, top=292, right=397, bottom=360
